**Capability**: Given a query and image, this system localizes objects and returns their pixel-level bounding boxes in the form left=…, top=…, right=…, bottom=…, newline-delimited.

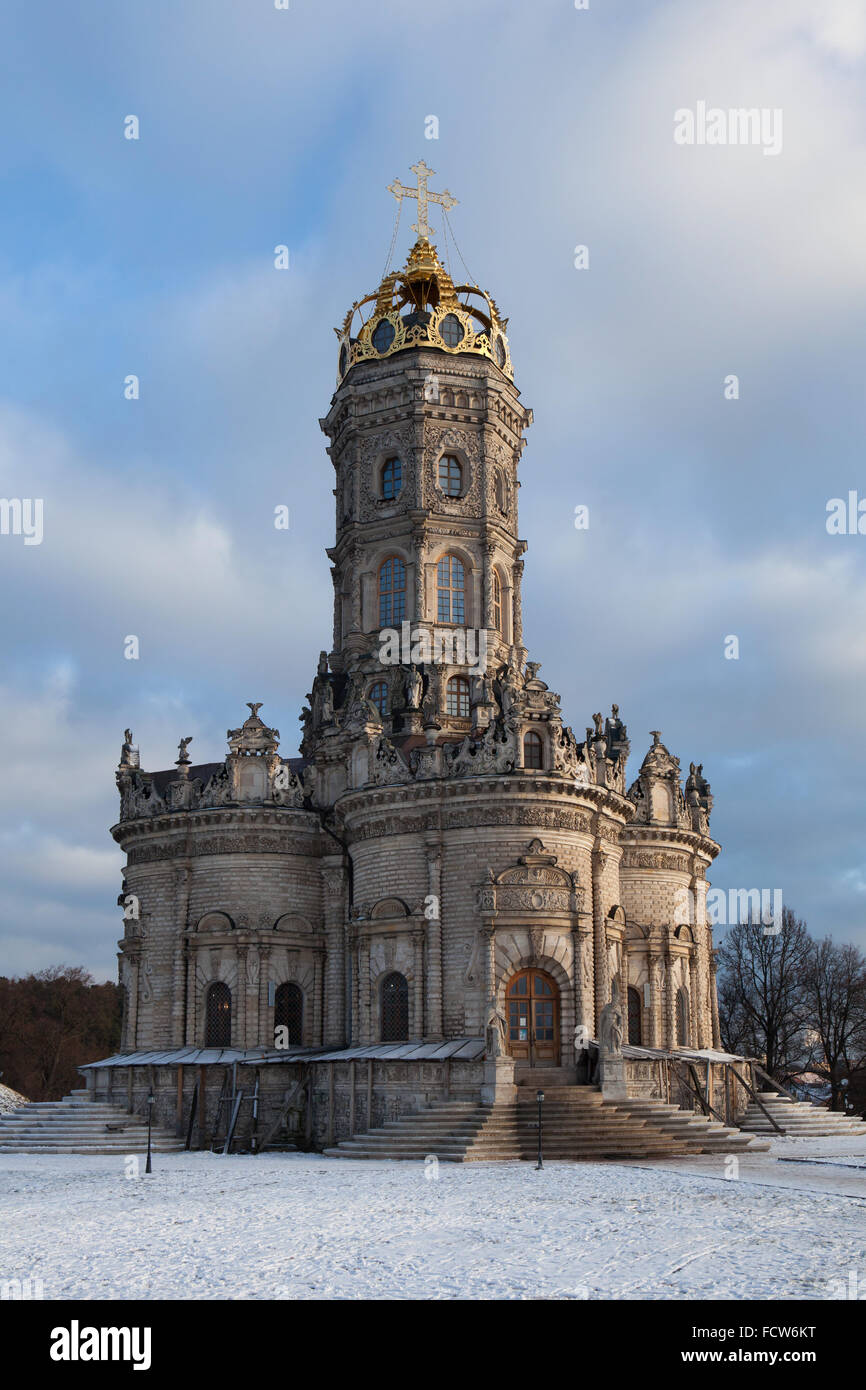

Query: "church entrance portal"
left=506, top=969, right=560, bottom=1066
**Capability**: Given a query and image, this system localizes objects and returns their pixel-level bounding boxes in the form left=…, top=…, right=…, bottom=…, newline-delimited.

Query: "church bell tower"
left=316, top=162, right=533, bottom=746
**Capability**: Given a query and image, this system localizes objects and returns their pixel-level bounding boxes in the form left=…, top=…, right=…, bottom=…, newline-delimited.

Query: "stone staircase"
left=737, top=1092, right=866, bottom=1139
left=324, top=1086, right=770, bottom=1162
left=0, top=1090, right=184, bottom=1155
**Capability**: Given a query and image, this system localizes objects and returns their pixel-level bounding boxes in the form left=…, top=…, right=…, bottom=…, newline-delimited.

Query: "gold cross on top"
left=387, top=160, right=458, bottom=241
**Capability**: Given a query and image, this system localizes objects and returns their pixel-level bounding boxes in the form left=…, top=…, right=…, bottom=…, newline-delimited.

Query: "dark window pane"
left=372, top=319, right=395, bottom=354
left=381, top=972, right=409, bottom=1042
left=274, top=982, right=303, bottom=1047
left=368, top=682, right=388, bottom=716
left=205, top=982, right=231, bottom=1047
left=440, top=313, right=464, bottom=348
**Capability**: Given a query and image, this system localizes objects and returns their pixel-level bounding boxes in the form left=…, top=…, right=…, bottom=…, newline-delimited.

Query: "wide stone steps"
left=325, top=1087, right=768, bottom=1161
left=615, top=1099, right=771, bottom=1153
left=737, top=1092, right=866, bottom=1137
left=0, top=1091, right=184, bottom=1154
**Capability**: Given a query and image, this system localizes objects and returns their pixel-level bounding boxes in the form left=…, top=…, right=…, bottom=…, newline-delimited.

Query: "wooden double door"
left=506, top=969, right=560, bottom=1065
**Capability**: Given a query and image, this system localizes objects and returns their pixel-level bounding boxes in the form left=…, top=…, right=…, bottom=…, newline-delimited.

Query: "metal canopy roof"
left=81, top=1037, right=487, bottom=1069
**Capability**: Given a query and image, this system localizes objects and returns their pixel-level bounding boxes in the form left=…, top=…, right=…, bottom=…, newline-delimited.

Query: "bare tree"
left=802, top=938, right=866, bottom=1111
left=717, top=907, right=812, bottom=1081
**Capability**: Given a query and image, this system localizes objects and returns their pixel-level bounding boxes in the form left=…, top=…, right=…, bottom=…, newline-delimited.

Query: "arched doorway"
left=381, top=971, right=409, bottom=1042
left=506, top=969, right=560, bottom=1066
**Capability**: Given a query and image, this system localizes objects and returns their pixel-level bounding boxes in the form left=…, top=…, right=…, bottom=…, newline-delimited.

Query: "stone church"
left=87, top=166, right=731, bottom=1153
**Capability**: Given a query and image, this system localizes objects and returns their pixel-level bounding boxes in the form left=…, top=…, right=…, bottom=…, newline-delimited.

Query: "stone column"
left=314, top=946, right=326, bottom=1046
left=413, top=523, right=426, bottom=622
left=709, top=948, right=722, bottom=1048
left=412, top=929, right=425, bottom=1039
left=236, top=946, right=248, bottom=1047
left=180, top=949, right=192, bottom=1046
left=692, top=939, right=706, bottom=1045
left=592, top=845, right=610, bottom=1032
left=512, top=559, right=524, bottom=647
left=648, top=949, right=662, bottom=1048
left=665, top=935, right=678, bottom=1048
left=424, top=838, right=444, bottom=1038
left=257, top=943, right=271, bottom=1048
left=483, top=542, right=495, bottom=628
left=350, top=542, right=362, bottom=631
left=362, top=936, right=373, bottom=1044
left=171, top=865, right=191, bottom=1047
left=127, top=949, right=141, bottom=1050
left=621, top=934, right=631, bottom=1038
left=322, top=860, right=347, bottom=1046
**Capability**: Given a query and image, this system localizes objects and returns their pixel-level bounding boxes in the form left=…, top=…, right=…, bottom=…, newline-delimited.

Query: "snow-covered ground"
left=1, top=1139, right=865, bottom=1300
left=0, top=1084, right=28, bottom=1114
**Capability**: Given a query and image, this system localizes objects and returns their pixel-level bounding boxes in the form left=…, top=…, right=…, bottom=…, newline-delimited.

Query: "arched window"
left=493, top=571, right=502, bottom=633
left=378, top=556, right=406, bottom=625
left=676, top=987, right=689, bottom=1046
left=381, top=457, right=401, bottom=500
left=368, top=681, right=388, bottom=716
left=446, top=676, right=471, bottom=718
left=523, top=730, right=544, bottom=769
left=205, top=982, right=231, bottom=1047
left=381, top=972, right=409, bottom=1042
left=437, top=554, right=465, bottom=623
left=438, top=454, right=462, bottom=497
left=627, top=986, right=643, bottom=1046
left=274, top=982, right=303, bottom=1047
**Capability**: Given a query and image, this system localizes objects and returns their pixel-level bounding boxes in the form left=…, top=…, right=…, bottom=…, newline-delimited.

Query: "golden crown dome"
left=334, top=163, right=513, bottom=384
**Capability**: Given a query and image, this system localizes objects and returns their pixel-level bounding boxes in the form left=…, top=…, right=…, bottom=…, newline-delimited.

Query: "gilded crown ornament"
left=334, top=163, right=513, bottom=384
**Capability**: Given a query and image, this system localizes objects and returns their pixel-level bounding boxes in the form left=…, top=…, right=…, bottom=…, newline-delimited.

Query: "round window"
left=494, top=335, right=507, bottom=368
left=440, top=313, right=464, bottom=348
left=339, top=344, right=348, bottom=376
left=372, top=319, right=395, bottom=354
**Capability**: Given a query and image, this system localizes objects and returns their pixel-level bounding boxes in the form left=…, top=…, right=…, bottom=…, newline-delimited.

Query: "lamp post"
left=145, top=1088, right=154, bottom=1174
left=535, top=1088, right=544, bottom=1170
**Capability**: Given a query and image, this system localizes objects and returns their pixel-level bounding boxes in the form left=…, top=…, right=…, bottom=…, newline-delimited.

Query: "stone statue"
left=404, top=664, right=422, bottom=710
left=176, top=736, right=193, bottom=764
left=484, top=998, right=508, bottom=1059
left=598, top=979, right=624, bottom=1057
left=120, top=730, right=139, bottom=769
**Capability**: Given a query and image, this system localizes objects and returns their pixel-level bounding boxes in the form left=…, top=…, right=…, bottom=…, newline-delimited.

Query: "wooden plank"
left=684, top=1062, right=727, bottom=1124
left=184, top=1083, right=198, bottom=1151
left=176, top=1065, right=184, bottom=1136
left=753, top=1063, right=799, bottom=1103
left=327, top=1064, right=335, bottom=1147
left=724, top=1063, right=732, bottom=1127
left=730, top=1064, right=786, bottom=1134
left=197, top=1065, right=207, bottom=1150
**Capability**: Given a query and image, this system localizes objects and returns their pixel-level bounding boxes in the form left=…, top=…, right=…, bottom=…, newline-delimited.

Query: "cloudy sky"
left=1, top=0, right=864, bottom=980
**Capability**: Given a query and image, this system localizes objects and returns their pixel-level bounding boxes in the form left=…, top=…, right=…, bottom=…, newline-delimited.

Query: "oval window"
left=494, top=335, right=507, bottom=368
left=372, top=319, right=395, bottom=354
left=339, top=344, right=348, bottom=376
left=440, top=313, right=464, bottom=348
